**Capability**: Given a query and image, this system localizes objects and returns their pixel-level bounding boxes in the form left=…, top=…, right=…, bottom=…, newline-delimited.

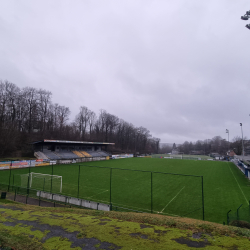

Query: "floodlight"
left=246, top=24, right=250, bottom=30
left=240, top=123, right=242, bottom=126
left=241, top=15, right=249, bottom=20
left=246, top=11, right=250, bottom=15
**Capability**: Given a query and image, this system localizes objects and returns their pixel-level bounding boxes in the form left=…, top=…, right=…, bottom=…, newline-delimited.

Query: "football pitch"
left=1, top=157, right=250, bottom=224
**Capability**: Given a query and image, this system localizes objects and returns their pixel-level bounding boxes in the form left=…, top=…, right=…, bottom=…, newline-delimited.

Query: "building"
left=227, top=150, right=236, bottom=157
left=171, top=143, right=180, bottom=155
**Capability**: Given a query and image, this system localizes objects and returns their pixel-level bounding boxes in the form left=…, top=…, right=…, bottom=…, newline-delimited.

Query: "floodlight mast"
left=241, top=10, right=250, bottom=29
left=240, top=123, right=245, bottom=161
left=226, top=129, right=229, bottom=151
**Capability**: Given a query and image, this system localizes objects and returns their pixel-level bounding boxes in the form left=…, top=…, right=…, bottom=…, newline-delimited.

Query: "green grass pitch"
left=0, top=157, right=250, bottom=224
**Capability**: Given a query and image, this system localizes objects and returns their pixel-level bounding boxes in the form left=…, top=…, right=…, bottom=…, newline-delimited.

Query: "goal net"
left=20, top=172, right=62, bottom=193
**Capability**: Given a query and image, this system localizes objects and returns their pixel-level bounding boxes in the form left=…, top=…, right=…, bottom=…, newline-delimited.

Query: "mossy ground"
left=1, top=200, right=250, bottom=249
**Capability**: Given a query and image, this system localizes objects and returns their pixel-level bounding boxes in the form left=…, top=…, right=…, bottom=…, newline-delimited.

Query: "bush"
left=230, top=220, right=250, bottom=229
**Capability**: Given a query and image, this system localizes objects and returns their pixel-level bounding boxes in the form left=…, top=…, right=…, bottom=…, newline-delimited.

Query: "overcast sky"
left=1, top=0, right=250, bottom=144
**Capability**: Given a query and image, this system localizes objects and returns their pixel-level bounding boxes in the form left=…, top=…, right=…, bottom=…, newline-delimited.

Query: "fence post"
left=110, top=168, right=112, bottom=210
left=39, top=191, right=41, bottom=206
left=51, top=164, right=54, bottom=193
left=52, top=194, right=55, bottom=207
left=77, top=165, right=80, bottom=198
left=43, top=178, right=45, bottom=191
left=151, top=172, right=153, bottom=213
left=27, top=166, right=31, bottom=199
left=12, top=174, right=15, bottom=190
left=237, top=204, right=243, bottom=222
left=227, top=210, right=231, bottom=225
left=248, top=200, right=250, bottom=216
left=201, top=176, right=205, bottom=220
left=8, top=162, right=12, bottom=191
left=26, top=168, right=30, bottom=204
left=14, top=188, right=16, bottom=201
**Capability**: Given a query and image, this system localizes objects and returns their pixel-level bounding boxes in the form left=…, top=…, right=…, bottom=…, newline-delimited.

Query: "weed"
left=198, top=224, right=212, bottom=233
left=94, top=243, right=101, bottom=248
left=165, top=219, right=177, bottom=227
left=77, top=232, right=87, bottom=238
left=0, top=229, right=44, bottom=250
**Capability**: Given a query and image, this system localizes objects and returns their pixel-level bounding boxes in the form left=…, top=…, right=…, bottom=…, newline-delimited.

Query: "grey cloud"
left=1, top=0, right=250, bottom=144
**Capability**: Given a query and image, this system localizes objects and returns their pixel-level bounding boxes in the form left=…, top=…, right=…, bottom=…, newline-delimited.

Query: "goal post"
left=19, top=172, right=62, bottom=193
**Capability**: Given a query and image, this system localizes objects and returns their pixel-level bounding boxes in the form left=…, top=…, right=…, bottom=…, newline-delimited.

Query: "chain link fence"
left=0, top=164, right=205, bottom=220
left=227, top=202, right=250, bottom=228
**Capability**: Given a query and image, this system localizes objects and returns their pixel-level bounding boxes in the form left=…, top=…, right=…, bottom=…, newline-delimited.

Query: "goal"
left=20, top=172, right=62, bottom=193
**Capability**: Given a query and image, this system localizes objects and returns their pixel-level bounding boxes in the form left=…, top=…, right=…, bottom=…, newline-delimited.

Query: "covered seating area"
left=32, top=139, right=114, bottom=160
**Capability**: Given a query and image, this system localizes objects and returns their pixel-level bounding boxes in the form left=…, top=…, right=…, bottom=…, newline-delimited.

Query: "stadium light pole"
left=240, top=123, right=245, bottom=161
left=241, top=10, right=250, bottom=29
left=226, top=129, right=229, bottom=152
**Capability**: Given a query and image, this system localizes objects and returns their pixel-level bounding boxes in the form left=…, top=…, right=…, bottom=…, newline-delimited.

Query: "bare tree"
left=0, top=79, right=161, bottom=156
left=0, top=80, right=19, bottom=129
left=74, top=106, right=92, bottom=140
left=88, top=111, right=96, bottom=140
left=231, top=136, right=247, bottom=155
left=57, top=105, right=70, bottom=135
left=37, top=89, right=52, bottom=133
left=22, top=87, right=39, bottom=133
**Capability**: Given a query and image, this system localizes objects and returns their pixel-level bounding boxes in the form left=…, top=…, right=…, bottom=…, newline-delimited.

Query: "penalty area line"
left=88, top=189, right=109, bottom=199
left=159, top=186, right=185, bottom=214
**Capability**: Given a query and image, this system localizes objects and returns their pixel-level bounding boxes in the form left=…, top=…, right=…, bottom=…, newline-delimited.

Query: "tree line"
left=0, top=80, right=160, bottom=157
left=159, top=136, right=247, bottom=155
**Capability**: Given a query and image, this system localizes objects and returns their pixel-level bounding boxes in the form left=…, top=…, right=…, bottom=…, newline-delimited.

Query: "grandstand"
left=34, top=151, right=48, bottom=159
left=32, top=139, right=114, bottom=160
left=81, top=151, right=92, bottom=157
left=86, top=151, right=110, bottom=157
left=97, top=151, right=109, bottom=157
left=55, top=151, right=79, bottom=159
left=72, top=151, right=85, bottom=158
left=42, top=151, right=61, bottom=160
left=87, top=151, right=102, bottom=157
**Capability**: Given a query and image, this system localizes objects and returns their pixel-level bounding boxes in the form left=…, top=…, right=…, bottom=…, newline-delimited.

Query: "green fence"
left=227, top=202, right=250, bottom=228
left=0, top=164, right=204, bottom=220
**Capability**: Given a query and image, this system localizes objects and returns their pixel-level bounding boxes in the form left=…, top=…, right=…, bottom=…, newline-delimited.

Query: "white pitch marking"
left=228, top=163, right=248, bottom=204
left=88, top=189, right=109, bottom=199
left=160, top=186, right=185, bottom=213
